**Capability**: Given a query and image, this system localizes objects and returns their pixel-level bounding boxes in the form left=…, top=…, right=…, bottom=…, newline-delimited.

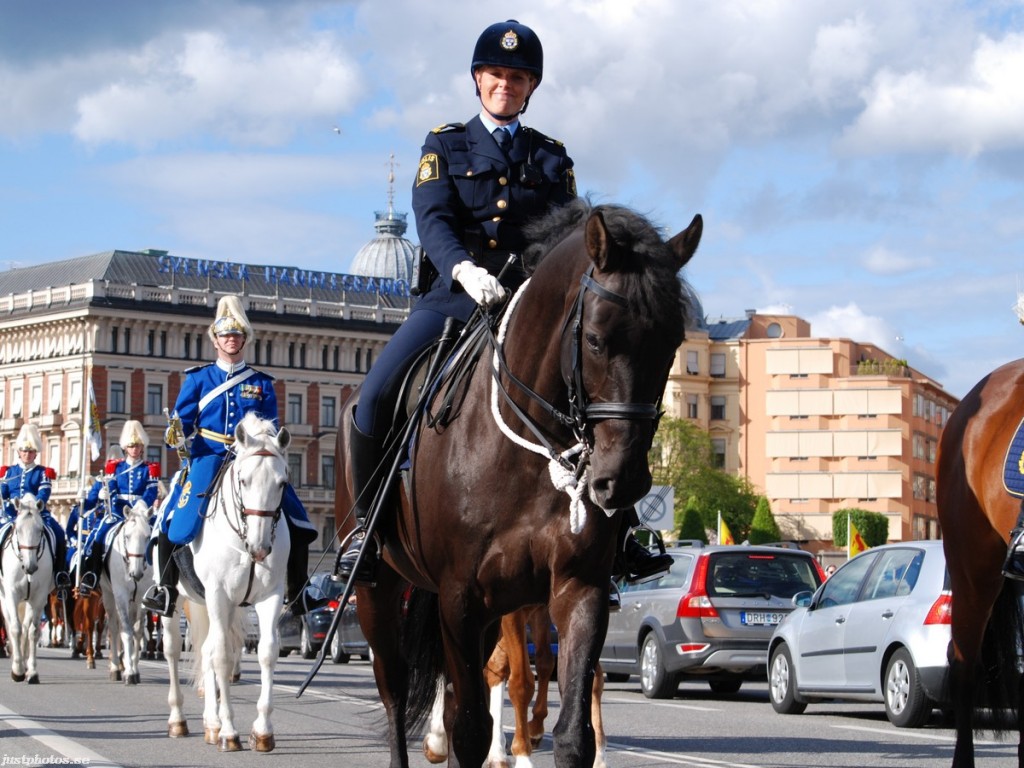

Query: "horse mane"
left=233, top=412, right=279, bottom=451
left=522, top=197, right=694, bottom=334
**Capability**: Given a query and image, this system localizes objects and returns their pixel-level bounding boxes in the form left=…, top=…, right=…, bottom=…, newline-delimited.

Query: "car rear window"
left=706, top=552, right=820, bottom=599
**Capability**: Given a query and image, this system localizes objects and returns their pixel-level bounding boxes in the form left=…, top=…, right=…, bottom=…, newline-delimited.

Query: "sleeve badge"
left=417, top=153, right=440, bottom=187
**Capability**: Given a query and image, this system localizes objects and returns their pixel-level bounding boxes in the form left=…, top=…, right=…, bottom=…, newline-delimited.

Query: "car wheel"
left=639, top=634, right=676, bottom=699
left=330, top=629, right=350, bottom=664
left=885, top=648, right=931, bottom=728
left=708, top=679, right=742, bottom=694
left=300, top=624, right=316, bottom=660
left=605, top=671, right=630, bottom=683
left=769, top=644, right=807, bottom=715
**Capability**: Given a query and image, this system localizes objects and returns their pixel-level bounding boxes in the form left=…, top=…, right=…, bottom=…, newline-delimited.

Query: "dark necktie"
left=492, top=127, right=511, bottom=154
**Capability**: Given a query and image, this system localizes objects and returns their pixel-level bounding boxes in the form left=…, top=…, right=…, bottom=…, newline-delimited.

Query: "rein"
left=487, top=265, right=663, bottom=533
left=218, top=447, right=283, bottom=606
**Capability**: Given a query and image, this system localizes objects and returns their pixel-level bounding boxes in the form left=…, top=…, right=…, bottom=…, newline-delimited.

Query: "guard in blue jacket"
left=142, top=295, right=322, bottom=618
left=77, top=420, right=160, bottom=596
left=1, top=423, right=71, bottom=593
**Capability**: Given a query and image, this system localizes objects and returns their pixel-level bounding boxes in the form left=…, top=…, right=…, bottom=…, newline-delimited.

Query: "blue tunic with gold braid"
left=83, top=458, right=160, bottom=557
left=0, top=461, right=67, bottom=565
left=162, top=359, right=315, bottom=545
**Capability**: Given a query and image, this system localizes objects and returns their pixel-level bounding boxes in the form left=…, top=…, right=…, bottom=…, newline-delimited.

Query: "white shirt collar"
left=479, top=112, right=520, bottom=139
left=216, top=359, right=247, bottom=375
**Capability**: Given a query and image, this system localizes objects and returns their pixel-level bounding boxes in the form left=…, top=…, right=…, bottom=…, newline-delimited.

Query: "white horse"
left=0, top=493, right=55, bottom=683
left=99, top=500, right=152, bottom=685
left=158, top=413, right=291, bottom=752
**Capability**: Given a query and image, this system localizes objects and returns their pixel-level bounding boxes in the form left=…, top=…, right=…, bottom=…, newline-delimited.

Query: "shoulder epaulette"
left=524, top=126, right=564, bottom=147
left=431, top=122, right=465, bottom=134
left=184, top=364, right=205, bottom=373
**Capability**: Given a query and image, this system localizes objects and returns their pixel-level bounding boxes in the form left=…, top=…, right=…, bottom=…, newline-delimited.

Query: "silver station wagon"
left=601, top=542, right=824, bottom=698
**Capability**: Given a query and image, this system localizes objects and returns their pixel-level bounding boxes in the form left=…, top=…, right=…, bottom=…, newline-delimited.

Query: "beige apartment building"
left=664, top=311, right=958, bottom=550
left=0, top=209, right=415, bottom=554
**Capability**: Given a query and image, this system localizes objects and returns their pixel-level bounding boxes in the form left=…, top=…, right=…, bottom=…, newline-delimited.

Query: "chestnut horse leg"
left=498, top=610, right=535, bottom=767
left=439, top=593, right=494, bottom=768
left=527, top=606, right=555, bottom=748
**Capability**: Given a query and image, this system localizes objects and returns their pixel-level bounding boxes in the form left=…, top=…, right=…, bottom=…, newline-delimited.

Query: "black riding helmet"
left=471, top=20, right=543, bottom=115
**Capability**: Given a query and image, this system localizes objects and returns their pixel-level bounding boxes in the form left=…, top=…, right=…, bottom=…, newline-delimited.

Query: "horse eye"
left=585, top=333, right=602, bottom=352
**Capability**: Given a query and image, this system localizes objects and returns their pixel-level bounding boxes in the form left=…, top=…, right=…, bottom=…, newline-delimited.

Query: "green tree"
left=748, top=496, right=782, bottom=544
left=650, top=418, right=758, bottom=540
left=832, top=508, right=889, bottom=548
left=677, top=495, right=708, bottom=543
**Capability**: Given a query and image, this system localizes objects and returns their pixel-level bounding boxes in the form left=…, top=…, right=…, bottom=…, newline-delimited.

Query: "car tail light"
left=677, top=555, right=719, bottom=620
left=676, top=643, right=710, bottom=655
left=326, top=599, right=340, bottom=612
left=923, top=592, right=952, bottom=625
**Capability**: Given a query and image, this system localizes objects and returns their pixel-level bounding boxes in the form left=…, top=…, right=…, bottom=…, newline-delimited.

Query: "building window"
left=110, top=381, right=127, bottom=414
left=322, top=346, right=329, bottom=371
left=11, top=384, right=22, bottom=417
left=69, top=379, right=82, bottom=413
left=710, top=395, right=726, bottom=421
left=300, top=343, right=307, bottom=369
left=49, top=381, right=62, bottom=413
left=264, top=340, right=272, bottom=366
left=711, top=438, right=726, bottom=469
left=913, top=474, right=927, bottom=500
left=111, top=327, right=119, bottom=352
left=286, top=393, right=303, bottom=424
left=710, top=353, right=726, bottom=378
left=160, top=330, right=167, bottom=357
left=147, top=330, right=156, bottom=356
left=184, top=335, right=192, bottom=359
left=288, top=342, right=296, bottom=368
left=321, top=454, right=336, bottom=490
left=321, top=396, right=336, bottom=428
left=29, top=384, right=42, bottom=416
left=123, top=328, right=131, bottom=353
left=146, top=383, right=163, bottom=415
left=287, top=453, right=303, bottom=488
left=686, top=394, right=698, bottom=419
left=333, top=346, right=340, bottom=371
left=355, top=348, right=362, bottom=372
left=686, top=350, right=699, bottom=375
left=147, top=445, right=162, bottom=468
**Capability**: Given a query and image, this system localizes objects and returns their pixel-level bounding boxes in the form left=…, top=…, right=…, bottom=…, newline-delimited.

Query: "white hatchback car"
left=767, top=540, right=951, bottom=727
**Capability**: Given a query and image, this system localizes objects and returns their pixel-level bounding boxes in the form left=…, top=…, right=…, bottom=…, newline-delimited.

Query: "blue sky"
left=2, top=0, right=1023, bottom=399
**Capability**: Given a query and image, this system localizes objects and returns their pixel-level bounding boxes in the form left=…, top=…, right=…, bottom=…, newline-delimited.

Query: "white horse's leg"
left=23, top=592, right=45, bottom=684
left=248, top=593, right=283, bottom=752
left=5, top=596, right=25, bottom=681
left=100, top=578, right=123, bottom=682
left=487, top=679, right=516, bottom=768
left=198, top=597, right=240, bottom=752
left=127, top=590, right=145, bottom=684
left=161, top=611, right=188, bottom=737
left=423, top=675, right=449, bottom=764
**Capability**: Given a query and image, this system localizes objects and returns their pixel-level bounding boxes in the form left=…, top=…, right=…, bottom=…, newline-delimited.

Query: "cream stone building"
left=0, top=230, right=413, bottom=554
left=664, top=311, right=957, bottom=550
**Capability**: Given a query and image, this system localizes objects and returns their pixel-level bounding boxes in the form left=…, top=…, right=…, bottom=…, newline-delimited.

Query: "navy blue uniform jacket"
left=412, top=114, right=576, bottom=321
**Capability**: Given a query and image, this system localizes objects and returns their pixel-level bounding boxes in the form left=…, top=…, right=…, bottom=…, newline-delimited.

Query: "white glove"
left=452, top=261, right=506, bottom=307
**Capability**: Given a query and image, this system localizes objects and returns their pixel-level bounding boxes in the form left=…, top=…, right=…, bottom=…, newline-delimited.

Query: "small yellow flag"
left=719, top=516, right=735, bottom=546
left=849, top=520, right=869, bottom=557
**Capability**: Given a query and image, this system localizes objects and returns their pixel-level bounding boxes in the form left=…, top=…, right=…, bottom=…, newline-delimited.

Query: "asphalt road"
left=0, top=645, right=1020, bottom=768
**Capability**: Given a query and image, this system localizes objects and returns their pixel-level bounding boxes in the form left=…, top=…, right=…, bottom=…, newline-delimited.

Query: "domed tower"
left=350, top=154, right=416, bottom=283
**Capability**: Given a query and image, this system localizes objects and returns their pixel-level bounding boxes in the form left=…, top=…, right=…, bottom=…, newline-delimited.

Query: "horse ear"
left=234, top=421, right=248, bottom=447
left=584, top=211, right=614, bottom=271
left=666, top=214, right=703, bottom=271
left=277, top=427, right=291, bottom=452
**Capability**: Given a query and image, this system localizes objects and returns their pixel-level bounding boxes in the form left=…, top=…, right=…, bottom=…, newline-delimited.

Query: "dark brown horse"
left=335, top=199, right=701, bottom=767
left=937, top=358, right=1024, bottom=768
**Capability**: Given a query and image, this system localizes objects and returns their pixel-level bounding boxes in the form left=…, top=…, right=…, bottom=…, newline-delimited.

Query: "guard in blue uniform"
left=142, top=295, right=322, bottom=618
left=0, top=423, right=71, bottom=594
left=76, top=421, right=160, bottom=596
left=337, top=20, right=671, bottom=589
left=65, top=492, right=102, bottom=577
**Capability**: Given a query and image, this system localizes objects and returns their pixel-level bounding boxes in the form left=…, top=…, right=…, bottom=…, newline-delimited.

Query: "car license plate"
left=741, top=611, right=784, bottom=626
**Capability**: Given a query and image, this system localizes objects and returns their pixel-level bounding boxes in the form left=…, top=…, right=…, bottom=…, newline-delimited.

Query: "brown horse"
left=336, top=199, right=701, bottom=767
left=47, top=589, right=71, bottom=648
left=70, top=588, right=107, bottom=669
left=937, top=358, right=1024, bottom=768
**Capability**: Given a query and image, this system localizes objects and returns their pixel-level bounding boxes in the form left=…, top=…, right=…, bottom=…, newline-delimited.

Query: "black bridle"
left=489, top=265, right=664, bottom=471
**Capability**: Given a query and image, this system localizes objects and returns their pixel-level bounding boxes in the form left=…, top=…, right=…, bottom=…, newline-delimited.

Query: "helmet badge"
left=500, top=30, right=519, bottom=51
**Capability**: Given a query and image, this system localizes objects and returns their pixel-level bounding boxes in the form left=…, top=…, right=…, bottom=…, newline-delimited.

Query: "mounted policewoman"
left=142, top=296, right=323, bottom=618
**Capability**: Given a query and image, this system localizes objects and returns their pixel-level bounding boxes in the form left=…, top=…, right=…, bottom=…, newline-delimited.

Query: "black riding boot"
left=142, top=532, right=180, bottom=617
left=613, top=509, right=673, bottom=585
left=77, top=547, right=103, bottom=597
left=285, top=531, right=328, bottom=616
left=1003, top=527, right=1024, bottom=580
left=53, top=536, right=70, bottom=595
left=335, top=414, right=387, bottom=587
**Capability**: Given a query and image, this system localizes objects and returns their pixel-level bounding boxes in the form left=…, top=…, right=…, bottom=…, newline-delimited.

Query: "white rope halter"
left=489, top=278, right=593, bottom=534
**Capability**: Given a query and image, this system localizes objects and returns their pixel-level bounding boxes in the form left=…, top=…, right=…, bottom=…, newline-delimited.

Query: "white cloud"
left=841, top=32, right=1024, bottom=156
left=807, top=303, right=905, bottom=356
left=860, top=245, right=932, bottom=275
left=74, top=31, right=363, bottom=147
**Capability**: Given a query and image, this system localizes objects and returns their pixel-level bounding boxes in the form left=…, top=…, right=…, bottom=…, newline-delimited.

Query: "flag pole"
left=846, top=513, right=851, bottom=561
left=76, top=361, right=91, bottom=588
